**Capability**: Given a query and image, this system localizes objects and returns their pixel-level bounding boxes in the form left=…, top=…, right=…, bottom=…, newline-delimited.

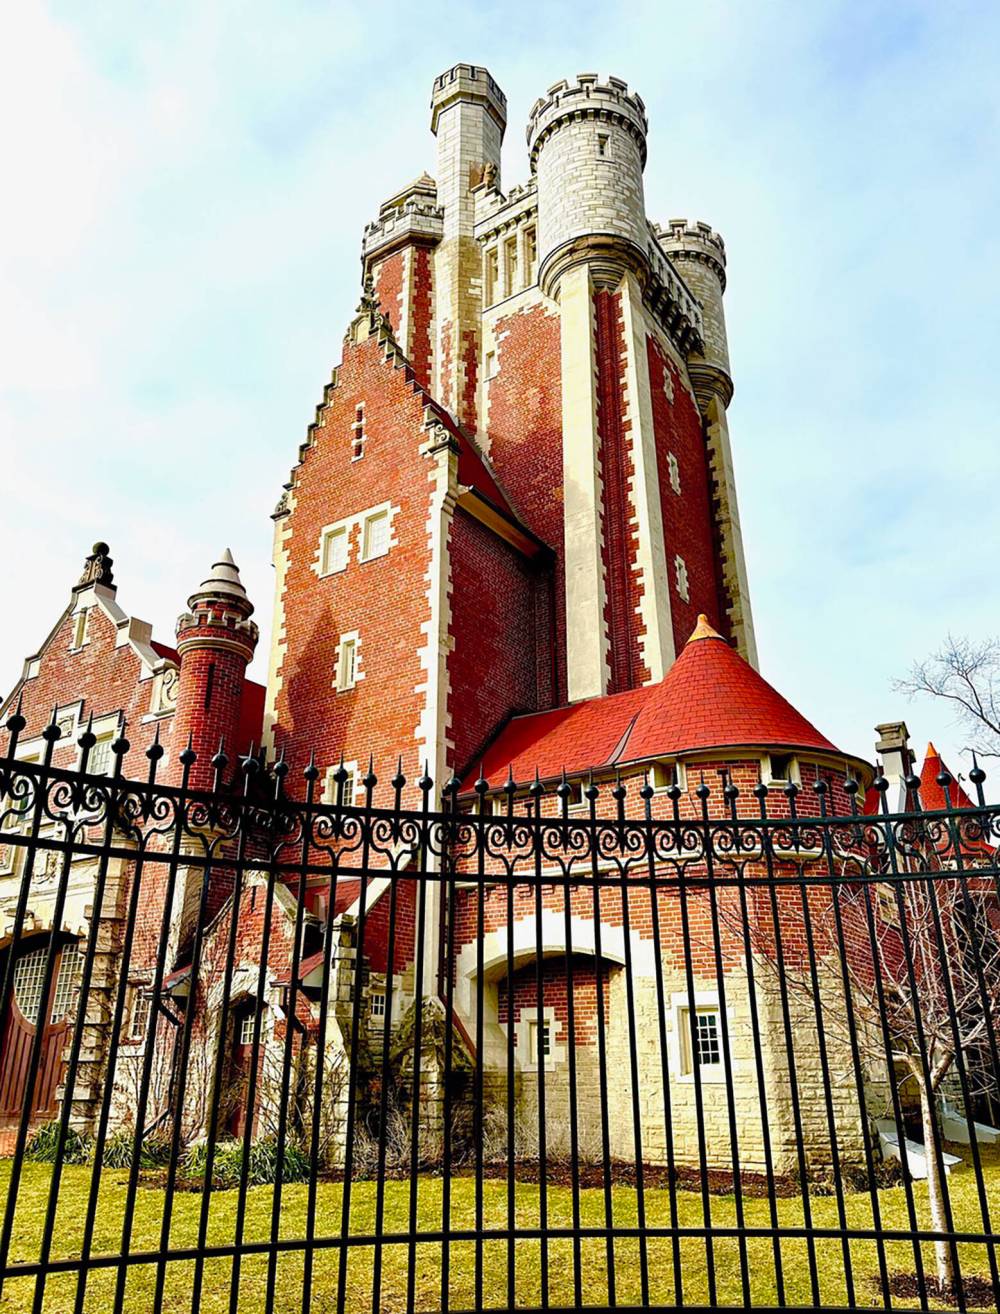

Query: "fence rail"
left=0, top=712, right=998, bottom=1313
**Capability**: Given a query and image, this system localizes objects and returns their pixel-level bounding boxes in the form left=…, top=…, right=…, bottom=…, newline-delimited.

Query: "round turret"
left=658, top=218, right=732, bottom=401
left=526, top=74, right=649, bottom=298
left=173, top=550, right=259, bottom=785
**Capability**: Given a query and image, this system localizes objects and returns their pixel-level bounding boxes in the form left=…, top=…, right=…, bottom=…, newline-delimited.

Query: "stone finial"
left=187, top=549, right=254, bottom=614
left=74, top=542, right=115, bottom=592
left=356, top=275, right=378, bottom=316
left=688, top=613, right=723, bottom=643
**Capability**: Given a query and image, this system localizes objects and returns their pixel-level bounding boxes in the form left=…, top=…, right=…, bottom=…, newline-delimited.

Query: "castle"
left=0, top=66, right=969, bottom=1171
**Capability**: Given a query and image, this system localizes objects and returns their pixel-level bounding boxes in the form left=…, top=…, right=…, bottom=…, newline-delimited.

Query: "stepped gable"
left=465, top=615, right=838, bottom=790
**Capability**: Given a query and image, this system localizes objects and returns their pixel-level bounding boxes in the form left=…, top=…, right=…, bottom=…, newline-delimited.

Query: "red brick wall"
left=8, top=603, right=173, bottom=774
left=171, top=634, right=250, bottom=790
left=410, top=247, right=433, bottom=390
left=270, top=332, right=436, bottom=798
left=372, top=251, right=405, bottom=338
left=646, top=335, right=728, bottom=651
left=363, top=878, right=416, bottom=976
left=483, top=302, right=566, bottom=703
left=595, top=290, right=646, bottom=692
left=447, top=508, right=549, bottom=773
left=497, top=956, right=611, bottom=1045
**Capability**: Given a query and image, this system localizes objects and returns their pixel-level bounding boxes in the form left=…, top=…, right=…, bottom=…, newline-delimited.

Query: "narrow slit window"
left=351, top=404, right=366, bottom=461
left=524, top=227, right=537, bottom=283
left=674, top=555, right=689, bottom=602
left=71, top=609, right=89, bottom=650
left=667, top=451, right=681, bottom=495
left=597, top=133, right=609, bottom=158
left=335, top=636, right=358, bottom=691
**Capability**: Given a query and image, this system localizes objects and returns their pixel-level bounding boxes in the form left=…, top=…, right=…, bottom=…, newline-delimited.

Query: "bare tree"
left=895, top=635, right=1000, bottom=758
left=741, top=862, right=1000, bottom=1293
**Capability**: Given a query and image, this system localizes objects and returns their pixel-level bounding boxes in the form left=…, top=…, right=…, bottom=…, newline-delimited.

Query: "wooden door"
left=0, top=939, right=78, bottom=1125
left=227, top=1001, right=258, bottom=1138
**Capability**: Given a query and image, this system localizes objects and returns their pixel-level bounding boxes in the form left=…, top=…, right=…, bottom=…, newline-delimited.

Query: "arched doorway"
left=0, top=937, right=80, bottom=1127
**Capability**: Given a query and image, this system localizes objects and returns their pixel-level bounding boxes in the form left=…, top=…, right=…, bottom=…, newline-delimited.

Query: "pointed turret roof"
left=187, top=549, right=254, bottom=612
left=465, top=615, right=842, bottom=790
left=918, top=742, right=979, bottom=811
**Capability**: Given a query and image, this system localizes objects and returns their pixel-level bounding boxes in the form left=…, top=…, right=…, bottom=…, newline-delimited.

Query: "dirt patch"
left=881, top=1272, right=997, bottom=1308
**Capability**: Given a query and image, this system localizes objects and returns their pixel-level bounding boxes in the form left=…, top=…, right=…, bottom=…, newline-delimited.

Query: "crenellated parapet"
left=656, top=219, right=727, bottom=290
left=526, top=74, right=648, bottom=168
left=362, top=174, right=444, bottom=265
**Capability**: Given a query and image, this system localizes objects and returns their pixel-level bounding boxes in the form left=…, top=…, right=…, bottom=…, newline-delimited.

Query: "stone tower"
left=430, top=64, right=507, bottom=431
left=172, top=550, right=258, bottom=788
left=659, top=220, right=756, bottom=667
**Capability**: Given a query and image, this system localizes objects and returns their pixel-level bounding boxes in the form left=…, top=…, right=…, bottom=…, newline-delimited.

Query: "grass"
left=0, top=1147, right=997, bottom=1312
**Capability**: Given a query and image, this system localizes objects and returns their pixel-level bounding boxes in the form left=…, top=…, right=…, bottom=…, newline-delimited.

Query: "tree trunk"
left=918, top=1080, right=957, bottom=1292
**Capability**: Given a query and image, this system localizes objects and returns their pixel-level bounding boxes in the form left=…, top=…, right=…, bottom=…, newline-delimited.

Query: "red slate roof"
left=466, top=615, right=840, bottom=790
left=919, top=743, right=979, bottom=812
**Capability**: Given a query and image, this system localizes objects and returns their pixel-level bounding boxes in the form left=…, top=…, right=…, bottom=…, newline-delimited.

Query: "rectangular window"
left=504, top=237, right=518, bottom=297
left=239, top=1012, right=257, bottom=1046
left=325, top=762, right=358, bottom=806
left=370, top=991, right=386, bottom=1019
left=360, top=511, right=390, bottom=562
left=529, top=1019, right=551, bottom=1059
left=485, top=247, right=499, bottom=305
left=674, top=555, right=689, bottom=602
left=764, top=753, right=799, bottom=786
left=693, top=1010, right=721, bottom=1067
left=484, top=350, right=497, bottom=380
left=71, top=609, right=89, bottom=650
left=128, top=986, right=152, bottom=1042
left=88, top=734, right=115, bottom=777
left=524, top=227, right=537, bottom=283
left=335, top=636, right=358, bottom=691
left=650, top=760, right=685, bottom=793
left=321, top=526, right=349, bottom=576
left=667, top=451, right=681, bottom=495
left=597, top=133, right=609, bottom=158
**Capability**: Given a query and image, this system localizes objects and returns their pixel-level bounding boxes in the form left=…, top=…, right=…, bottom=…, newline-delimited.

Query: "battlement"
left=527, top=74, right=648, bottom=167
left=362, top=198, right=444, bottom=262
left=657, top=218, right=727, bottom=288
left=176, top=605, right=259, bottom=660
left=431, top=64, right=507, bottom=135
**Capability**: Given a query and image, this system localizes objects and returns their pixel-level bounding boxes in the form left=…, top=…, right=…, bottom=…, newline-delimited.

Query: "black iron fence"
left=0, top=714, right=998, bottom=1312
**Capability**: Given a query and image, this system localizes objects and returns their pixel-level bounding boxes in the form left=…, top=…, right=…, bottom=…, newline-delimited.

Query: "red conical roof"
left=918, top=742, right=978, bottom=811
left=464, top=616, right=840, bottom=790
left=623, top=615, right=837, bottom=763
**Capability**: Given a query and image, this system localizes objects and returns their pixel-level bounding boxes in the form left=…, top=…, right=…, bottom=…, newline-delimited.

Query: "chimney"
left=874, top=721, right=914, bottom=810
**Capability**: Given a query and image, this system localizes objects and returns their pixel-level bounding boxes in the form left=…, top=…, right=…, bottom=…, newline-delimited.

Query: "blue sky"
left=2, top=0, right=998, bottom=788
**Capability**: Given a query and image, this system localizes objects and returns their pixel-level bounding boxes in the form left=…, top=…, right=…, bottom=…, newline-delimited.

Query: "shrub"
left=24, top=1121, right=90, bottom=1165
left=184, top=1136, right=310, bottom=1188
left=100, top=1127, right=173, bottom=1169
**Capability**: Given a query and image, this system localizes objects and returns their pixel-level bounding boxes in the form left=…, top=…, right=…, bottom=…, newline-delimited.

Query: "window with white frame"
left=667, top=451, right=681, bottom=495
left=239, top=1011, right=257, bottom=1046
left=360, top=510, right=390, bottom=562
left=565, top=780, right=586, bottom=810
left=88, top=733, right=115, bottom=777
left=484, top=350, right=498, bottom=380
left=70, top=609, right=90, bottom=650
left=320, top=526, right=349, bottom=576
left=673, top=993, right=725, bottom=1080
left=369, top=991, right=386, bottom=1022
left=649, top=760, right=686, bottom=793
left=351, top=404, right=366, bottom=461
left=324, top=761, right=358, bottom=806
left=674, top=556, right=689, bottom=602
left=128, top=986, right=152, bottom=1042
left=530, top=1018, right=551, bottom=1061
left=763, top=753, right=800, bottom=787
left=334, top=634, right=359, bottom=692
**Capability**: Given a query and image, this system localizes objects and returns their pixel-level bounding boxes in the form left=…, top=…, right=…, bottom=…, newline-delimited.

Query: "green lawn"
left=0, top=1148, right=997, bottom=1312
